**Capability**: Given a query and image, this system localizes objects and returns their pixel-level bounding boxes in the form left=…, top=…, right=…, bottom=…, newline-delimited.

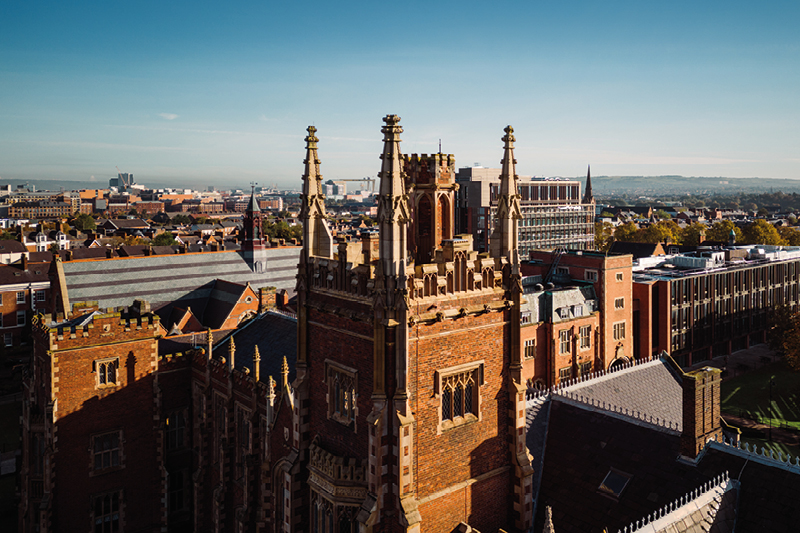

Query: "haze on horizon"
left=1, top=1, right=798, bottom=190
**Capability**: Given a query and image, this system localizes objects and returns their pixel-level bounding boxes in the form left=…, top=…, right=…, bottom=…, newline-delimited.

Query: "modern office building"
left=455, top=167, right=595, bottom=255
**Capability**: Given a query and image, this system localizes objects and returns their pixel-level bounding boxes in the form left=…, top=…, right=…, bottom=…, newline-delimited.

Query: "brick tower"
left=294, top=116, right=533, bottom=533
left=404, top=152, right=457, bottom=265
left=242, top=186, right=268, bottom=272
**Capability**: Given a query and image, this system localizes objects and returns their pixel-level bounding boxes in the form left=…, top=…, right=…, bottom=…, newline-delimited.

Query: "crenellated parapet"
left=33, top=309, right=161, bottom=351
left=404, top=152, right=457, bottom=188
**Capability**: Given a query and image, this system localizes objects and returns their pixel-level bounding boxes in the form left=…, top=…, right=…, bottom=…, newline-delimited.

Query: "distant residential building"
left=8, top=201, right=72, bottom=219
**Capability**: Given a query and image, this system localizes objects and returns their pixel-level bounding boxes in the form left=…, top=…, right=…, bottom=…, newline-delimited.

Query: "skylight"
left=598, top=468, right=632, bottom=499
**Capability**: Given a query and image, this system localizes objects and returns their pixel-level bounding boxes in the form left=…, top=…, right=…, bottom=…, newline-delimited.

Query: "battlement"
left=404, top=153, right=456, bottom=187
left=33, top=306, right=162, bottom=351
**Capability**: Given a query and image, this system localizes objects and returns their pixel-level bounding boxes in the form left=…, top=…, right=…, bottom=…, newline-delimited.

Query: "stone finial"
left=228, top=337, right=236, bottom=370
left=543, top=505, right=555, bottom=533
left=299, top=125, right=333, bottom=259
left=489, top=125, right=522, bottom=264
left=376, top=114, right=411, bottom=278
left=206, top=327, right=213, bottom=360
left=281, top=356, right=289, bottom=388
left=253, top=345, right=261, bottom=382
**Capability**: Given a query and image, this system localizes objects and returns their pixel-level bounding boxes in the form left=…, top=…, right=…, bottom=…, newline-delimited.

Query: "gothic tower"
left=294, top=116, right=533, bottom=533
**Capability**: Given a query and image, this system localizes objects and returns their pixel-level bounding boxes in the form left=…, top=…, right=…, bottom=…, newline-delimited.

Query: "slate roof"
left=563, top=357, right=684, bottom=431
left=0, top=262, right=50, bottom=284
left=0, top=240, right=28, bottom=253
left=59, top=247, right=300, bottom=311
left=527, top=357, right=800, bottom=533
left=215, top=311, right=297, bottom=383
left=158, top=328, right=234, bottom=356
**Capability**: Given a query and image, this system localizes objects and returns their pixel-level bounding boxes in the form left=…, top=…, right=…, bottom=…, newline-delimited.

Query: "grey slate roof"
left=564, top=357, right=684, bottom=431
left=60, top=247, right=300, bottom=311
left=216, top=311, right=297, bottom=383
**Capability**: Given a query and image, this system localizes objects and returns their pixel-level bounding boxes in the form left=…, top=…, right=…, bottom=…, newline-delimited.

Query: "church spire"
left=489, top=126, right=521, bottom=263
left=583, top=164, right=594, bottom=204
left=377, top=114, right=410, bottom=276
left=299, top=126, right=333, bottom=259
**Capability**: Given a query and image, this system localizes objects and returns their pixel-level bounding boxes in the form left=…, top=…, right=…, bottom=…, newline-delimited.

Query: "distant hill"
left=579, top=175, right=800, bottom=195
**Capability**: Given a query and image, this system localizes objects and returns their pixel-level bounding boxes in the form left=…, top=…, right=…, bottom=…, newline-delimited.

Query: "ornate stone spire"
left=300, top=126, right=333, bottom=259
left=206, top=327, right=213, bottom=360
left=543, top=506, right=555, bottom=533
left=253, top=346, right=261, bottom=381
left=228, top=337, right=236, bottom=369
left=582, top=164, right=594, bottom=204
left=489, top=126, right=522, bottom=263
left=281, top=356, right=289, bottom=388
left=377, top=114, right=411, bottom=276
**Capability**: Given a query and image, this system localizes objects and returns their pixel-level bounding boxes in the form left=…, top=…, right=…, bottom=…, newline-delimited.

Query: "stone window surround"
left=89, top=429, right=124, bottom=476
left=434, top=360, right=484, bottom=434
left=613, top=320, right=626, bottom=341
left=579, top=325, right=591, bottom=350
left=325, top=359, right=358, bottom=431
left=94, top=357, right=119, bottom=389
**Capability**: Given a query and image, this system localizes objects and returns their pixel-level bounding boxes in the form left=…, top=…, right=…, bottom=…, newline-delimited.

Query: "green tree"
left=72, top=213, right=97, bottom=231
left=172, top=214, right=192, bottom=225
left=599, top=211, right=615, bottom=218
left=654, top=209, right=672, bottom=219
left=705, top=220, right=743, bottom=243
left=613, top=222, right=640, bottom=242
left=757, top=207, right=770, bottom=217
left=594, top=222, right=614, bottom=252
left=778, top=226, right=800, bottom=246
left=681, top=222, right=707, bottom=246
left=641, top=220, right=682, bottom=244
left=741, top=219, right=784, bottom=245
left=0, top=230, right=17, bottom=241
left=152, top=232, right=177, bottom=246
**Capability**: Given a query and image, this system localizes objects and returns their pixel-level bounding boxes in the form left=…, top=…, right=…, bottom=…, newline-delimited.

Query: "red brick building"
left=20, top=117, right=539, bottom=533
left=522, top=249, right=634, bottom=376
left=0, top=258, right=51, bottom=349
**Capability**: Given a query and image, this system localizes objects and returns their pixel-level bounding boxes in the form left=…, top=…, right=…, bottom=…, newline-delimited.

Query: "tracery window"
left=326, top=362, right=357, bottom=428
left=437, top=362, right=483, bottom=431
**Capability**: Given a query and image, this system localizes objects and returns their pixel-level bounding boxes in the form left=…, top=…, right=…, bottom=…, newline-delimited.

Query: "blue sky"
left=1, top=1, right=798, bottom=189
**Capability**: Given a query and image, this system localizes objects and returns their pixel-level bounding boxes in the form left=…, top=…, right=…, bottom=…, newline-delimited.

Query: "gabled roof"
left=102, top=218, right=150, bottom=229
left=58, top=247, right=299, bottom=311
left=216, top=311, right=296, bottom=383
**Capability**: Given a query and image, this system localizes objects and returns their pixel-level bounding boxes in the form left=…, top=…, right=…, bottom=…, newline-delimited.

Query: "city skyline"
left=1, top=1, right=798, bottom=187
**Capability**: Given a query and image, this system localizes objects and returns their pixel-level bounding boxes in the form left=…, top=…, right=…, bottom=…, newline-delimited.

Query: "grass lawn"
left=721, top=360, right=800, bottom=431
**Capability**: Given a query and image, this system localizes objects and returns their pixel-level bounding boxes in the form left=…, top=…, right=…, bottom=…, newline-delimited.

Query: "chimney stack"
left=681, top=366, right=723, bottom=458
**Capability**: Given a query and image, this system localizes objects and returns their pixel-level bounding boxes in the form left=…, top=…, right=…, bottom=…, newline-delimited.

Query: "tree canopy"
left=152, top=232, right=177, bottom=246
left=73, top=213, right=97, bottom=231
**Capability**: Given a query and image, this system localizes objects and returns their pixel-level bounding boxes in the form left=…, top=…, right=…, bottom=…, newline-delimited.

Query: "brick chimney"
left=681, top=366, right=723, bottom=458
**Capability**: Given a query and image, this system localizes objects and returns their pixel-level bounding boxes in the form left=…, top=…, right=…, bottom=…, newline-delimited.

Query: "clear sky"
left=1, top=1, right=798, bottom=189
